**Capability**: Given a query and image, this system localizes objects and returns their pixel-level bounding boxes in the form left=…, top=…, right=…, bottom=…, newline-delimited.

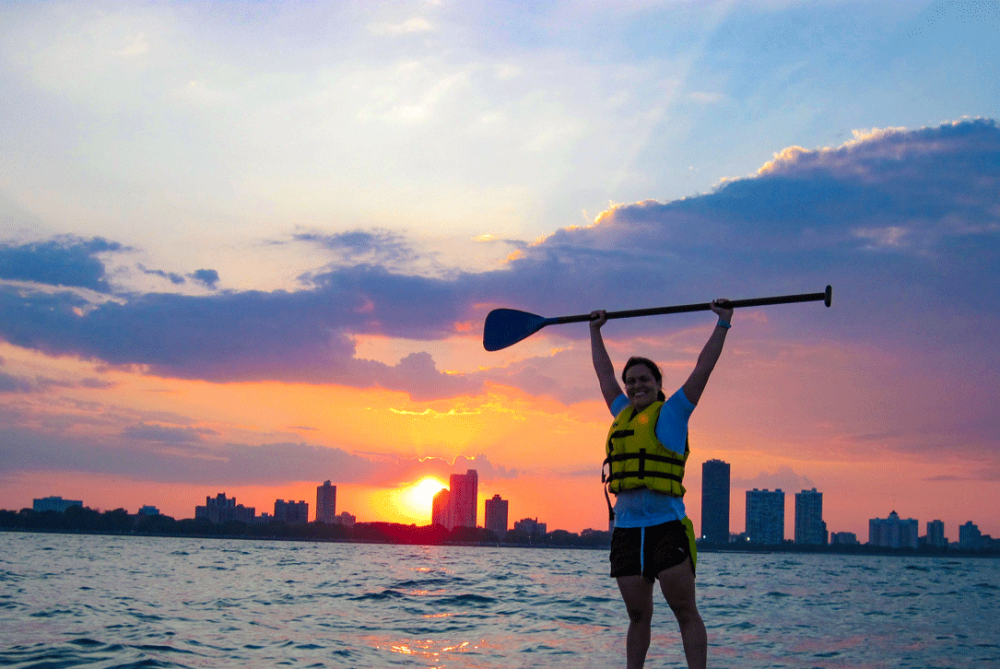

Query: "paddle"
left=483, top=285, right=832, bottom=351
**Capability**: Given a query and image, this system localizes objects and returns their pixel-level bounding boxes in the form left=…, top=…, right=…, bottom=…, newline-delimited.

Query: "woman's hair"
left=622, top=356, right=667, bottom=401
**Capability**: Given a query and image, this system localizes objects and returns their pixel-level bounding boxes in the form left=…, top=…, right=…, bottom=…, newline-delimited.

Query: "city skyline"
left=1, top=2, right=998, bottom=539
left=19, top=467, right=994, bottom=546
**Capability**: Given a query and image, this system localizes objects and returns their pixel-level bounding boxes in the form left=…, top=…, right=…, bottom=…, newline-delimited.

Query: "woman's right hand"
left=589, top=309, right=608, bottom=330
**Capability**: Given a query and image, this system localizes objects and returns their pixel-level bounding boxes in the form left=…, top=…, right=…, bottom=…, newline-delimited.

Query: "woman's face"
left=624, top=363, right=661, bottom=411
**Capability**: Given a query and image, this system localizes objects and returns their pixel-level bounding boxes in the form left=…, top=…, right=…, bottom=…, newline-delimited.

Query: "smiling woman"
left=386, top=477, right=448, bottom=524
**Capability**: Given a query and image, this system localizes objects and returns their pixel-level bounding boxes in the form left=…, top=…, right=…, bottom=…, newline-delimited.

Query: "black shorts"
left=609, top=519, right=696, bottom=582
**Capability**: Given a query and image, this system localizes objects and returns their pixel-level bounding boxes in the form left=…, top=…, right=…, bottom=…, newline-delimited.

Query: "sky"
left=1, top=0, right=998, bottom=541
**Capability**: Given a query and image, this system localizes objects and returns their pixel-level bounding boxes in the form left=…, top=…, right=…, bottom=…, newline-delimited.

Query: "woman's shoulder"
left=665, top=387, right=696, bottom=411
left=610, top=393, right=630, bottom=417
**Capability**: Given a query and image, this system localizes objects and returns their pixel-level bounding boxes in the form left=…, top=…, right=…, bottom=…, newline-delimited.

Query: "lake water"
left=1, top=532, right=998, bottom=668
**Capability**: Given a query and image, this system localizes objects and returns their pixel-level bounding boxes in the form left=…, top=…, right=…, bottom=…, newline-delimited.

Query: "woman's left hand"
left=710, top=298, right=733, bottom=323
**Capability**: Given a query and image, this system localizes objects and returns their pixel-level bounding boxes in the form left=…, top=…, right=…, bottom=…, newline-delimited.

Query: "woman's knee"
left=625, top=601, right=653, bottom=625
left=626, top=603, right=653, bottom=624
left=666, top=599, right=699, bottom=624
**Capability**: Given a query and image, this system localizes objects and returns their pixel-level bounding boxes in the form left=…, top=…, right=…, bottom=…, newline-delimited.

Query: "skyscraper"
left=926, top=519, right=947, bottom=548
left=959, top=521, right=983, bottom=549
left=484, top=494, right=509, bottom=538
left=701, top=459, right=730, bottom=544
left=449, top=470, right=478, bottom=529
left=432, top=488, right=451, bottom=529
left=316, top=480, right=337, bottom=524
left=794, top=488, right=827, bottom=545
left=746, top=488, right=785, bottom=545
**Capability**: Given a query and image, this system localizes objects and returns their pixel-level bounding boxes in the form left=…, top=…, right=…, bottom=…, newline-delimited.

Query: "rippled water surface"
left=2, top=532, right=998, bottom=668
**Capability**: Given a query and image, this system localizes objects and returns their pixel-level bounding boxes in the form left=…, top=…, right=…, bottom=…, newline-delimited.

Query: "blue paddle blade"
left=483, top=309, right=551, bottom=351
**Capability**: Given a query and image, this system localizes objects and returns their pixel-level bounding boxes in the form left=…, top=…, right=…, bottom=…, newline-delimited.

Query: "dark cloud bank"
left=1, top=119, right=998, bottom=400
left=2, top=423, right=515, bottom=487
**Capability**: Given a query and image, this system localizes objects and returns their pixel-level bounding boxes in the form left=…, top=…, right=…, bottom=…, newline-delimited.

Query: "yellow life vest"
left=603, top=401, right=688, bottom=496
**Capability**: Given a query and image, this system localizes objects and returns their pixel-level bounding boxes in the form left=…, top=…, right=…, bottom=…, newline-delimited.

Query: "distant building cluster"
left=513, top=517, right=547, bottom=537
left=20, top=462, right=995, bottom=551
left=697, top=459, right=992, bottom=549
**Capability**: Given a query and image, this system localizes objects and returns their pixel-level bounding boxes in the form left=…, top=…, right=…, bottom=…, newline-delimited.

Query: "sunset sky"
left=2, top=0, right=998, bottom=542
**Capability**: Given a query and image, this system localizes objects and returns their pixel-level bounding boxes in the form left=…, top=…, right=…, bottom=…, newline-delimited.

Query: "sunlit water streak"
left=2, top=532, right=998, bottom=668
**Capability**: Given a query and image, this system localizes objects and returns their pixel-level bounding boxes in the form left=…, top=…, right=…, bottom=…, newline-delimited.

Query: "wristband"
left=717, top=320, right=731, bottom=329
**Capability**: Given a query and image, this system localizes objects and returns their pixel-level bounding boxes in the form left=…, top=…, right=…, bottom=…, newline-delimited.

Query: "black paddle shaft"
left=550, top=285, right=833, bottom=325
left=482, top=286, right=832, bottom=351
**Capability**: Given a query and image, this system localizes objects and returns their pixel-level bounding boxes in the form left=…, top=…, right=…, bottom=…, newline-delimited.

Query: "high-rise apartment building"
left=959, top=521, right=983, bottom=549
left=449, top=470, right=478, bottom=529
left=274, top=499, right=309, bottom=524
left=430, top=471, right=480, bottom=530
left=316, top=481, right=337, bottom=524
left=794, top=488, right=827, bottom=545
left=484, top=494, right=509, bottom=538
left=926, top=519, right=947, bottom=547
left=868, top=510, right=918, bottom=548
left=432, top=488, right=451, bottom=529
left=746, top=488, right=785, bottom=545
left=701, top=459, right=730, bottom=544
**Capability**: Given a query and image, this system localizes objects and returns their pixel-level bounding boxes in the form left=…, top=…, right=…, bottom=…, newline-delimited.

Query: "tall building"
left=274, top=499, right=309, bottom=524
left=701, top=459, right=730, bottom=544
left=430, top=470, right=479, bottom=530
left=926, top=519, right=947, bottom=548
left=746, top=488, right=785, bottom=545
left=794, top=488, right=827, bottom=545
left=959, top=521, right=983, bottom=549
left=195, top=493, right=255, bottom=524
left=432, top=488, right=451, bottom=529
left=449, top=470, right=479, bottom=529
left=869, top=510, right=918, bottom=548
left=316, top=481, right=337, bottom=524
left=32, top=496, right=83, bottom=513
left=484, top=494, right=509, bottom=538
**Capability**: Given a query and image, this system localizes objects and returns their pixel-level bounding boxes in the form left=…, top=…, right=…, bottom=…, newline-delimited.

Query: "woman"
left=590, top=299, right=733, bottom=669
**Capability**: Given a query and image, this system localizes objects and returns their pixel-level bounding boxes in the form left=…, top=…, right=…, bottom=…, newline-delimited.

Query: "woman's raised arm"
left=682, top=299, right=734, bottom=406
left=590, top=310, right=624, bottom=411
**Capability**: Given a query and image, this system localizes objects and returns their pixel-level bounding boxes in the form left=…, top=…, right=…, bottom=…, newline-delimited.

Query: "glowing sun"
left=392, top=476, right=447, bottom=523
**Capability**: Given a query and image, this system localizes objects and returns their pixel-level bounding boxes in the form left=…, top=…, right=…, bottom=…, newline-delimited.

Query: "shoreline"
left=3, top=526, right=998, bottom=559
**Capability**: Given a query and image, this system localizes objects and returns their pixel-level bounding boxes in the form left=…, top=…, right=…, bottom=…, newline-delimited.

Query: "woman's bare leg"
left=617, top=575, right=655, bottom=669
left=658, top=558, right=706, bottom=669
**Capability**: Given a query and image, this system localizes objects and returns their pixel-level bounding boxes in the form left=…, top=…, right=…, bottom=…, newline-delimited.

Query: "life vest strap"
left=605, top=470, right=684, bottom=484
left=603, top=452, right=685, bottom=468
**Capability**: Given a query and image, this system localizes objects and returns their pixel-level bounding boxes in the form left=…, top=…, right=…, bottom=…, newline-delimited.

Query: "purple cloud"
left=0, top=236, right=126, bottom=291
left=0, top=119, right=997, bottom=403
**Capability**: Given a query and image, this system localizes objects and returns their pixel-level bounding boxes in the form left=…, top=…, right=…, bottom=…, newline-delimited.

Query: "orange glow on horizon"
left=382, top=476, right=448, bottom=525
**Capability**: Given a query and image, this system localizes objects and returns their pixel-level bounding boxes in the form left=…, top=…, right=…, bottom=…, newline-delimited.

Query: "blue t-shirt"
left=608, top=388, right=695, bottom=528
